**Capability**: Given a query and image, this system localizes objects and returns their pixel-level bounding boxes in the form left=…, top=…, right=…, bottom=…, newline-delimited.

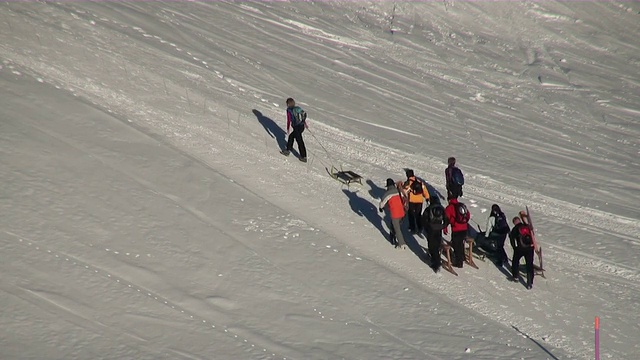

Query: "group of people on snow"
left=378, top=157, right=538, bottom=289
left=280, top=98, right=537, bottom=289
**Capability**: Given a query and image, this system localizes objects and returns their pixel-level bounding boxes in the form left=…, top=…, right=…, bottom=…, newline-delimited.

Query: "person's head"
left=448, top=156, right=456, bottom=166
left=491, top=204, right=501, bottom=214
left=405, top=169, right=414, bottom=178
left=286, top=97, right=295, bottom=108
left=512, top=217, right=521, bottom=225
left=386, top=178, right=395, bottom=188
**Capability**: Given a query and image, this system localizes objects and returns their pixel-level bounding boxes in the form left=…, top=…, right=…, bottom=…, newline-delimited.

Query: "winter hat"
left=491, top=204, right=501, bottom=214
left=386, top=178, right=395, bottom=187
left=405, top=169, right=414, bottom=178
left=448, top=157, right=456, bottom=165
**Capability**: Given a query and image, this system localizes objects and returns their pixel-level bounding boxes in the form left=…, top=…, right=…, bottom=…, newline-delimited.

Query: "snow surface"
left=1, top=1, right=639, bottom=359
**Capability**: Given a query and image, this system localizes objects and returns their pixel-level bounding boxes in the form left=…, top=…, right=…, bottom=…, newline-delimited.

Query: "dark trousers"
left=447, top=184, right=463, bottom=198
left=451, top=230, right=467, bottom=267
left=512, top=247, right=535, bottom=286
left=286, top=125, right=306, bottom=158
left=489, top=232, right=509, bottom=265
left=425, top=228, right=442, bottom=270
left=407, top=202, right=423, bottom=232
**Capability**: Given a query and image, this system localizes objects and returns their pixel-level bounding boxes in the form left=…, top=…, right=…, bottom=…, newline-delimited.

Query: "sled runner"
left=326, top=165, right=363, bottom=187
left=464, top=236, right=479, bottom=269
left=440, top=240, right=458, bottom=276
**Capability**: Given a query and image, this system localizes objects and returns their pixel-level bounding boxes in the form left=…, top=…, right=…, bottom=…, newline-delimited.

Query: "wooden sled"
left=440, top=237, right=479, bottom=275
left=326, top=165, right=363, bottom=187
left=440, top=240, right=458, bottom=276
left=464, top=237, right=479, bottom=269
left=534, top=246, right=545, bottom=278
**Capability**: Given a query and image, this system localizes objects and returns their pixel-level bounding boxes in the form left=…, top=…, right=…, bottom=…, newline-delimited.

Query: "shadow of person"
left=342, top=189, right=390, bottom=243
left=403, top=230, right=430, bottom=264
left=252, top=109, right=287, bottom=150
left=366, top=179, right=386, bottom=200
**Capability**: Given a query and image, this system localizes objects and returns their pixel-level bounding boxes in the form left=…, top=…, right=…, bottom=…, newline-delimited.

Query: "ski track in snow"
left=2, top=1, right=639, bottom=359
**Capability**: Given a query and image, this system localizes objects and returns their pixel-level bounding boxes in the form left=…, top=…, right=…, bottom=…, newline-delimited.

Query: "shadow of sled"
left=326, top=165, right=363, bottom=188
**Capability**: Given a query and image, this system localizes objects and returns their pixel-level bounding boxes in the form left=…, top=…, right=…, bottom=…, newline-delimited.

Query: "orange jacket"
left=379, top=186, right=406, bottom=219
left=403, top=177, right=430, bottom=204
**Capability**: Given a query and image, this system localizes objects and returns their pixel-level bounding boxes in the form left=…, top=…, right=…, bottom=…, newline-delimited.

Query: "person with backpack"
left=422, top=199, right=448, bottom=272
left=443, top=196, right=470, bottom=268
left=402, top=169, right=430, bottom=235
left=509, top=217, right=535, bottom=289
left=379, top=178, right=407, bottom=249
left=281, top=97, right=308, bottom=162
left=445, top=157, right=464, bottom=199
left=484, top=204, right=511, bottom=267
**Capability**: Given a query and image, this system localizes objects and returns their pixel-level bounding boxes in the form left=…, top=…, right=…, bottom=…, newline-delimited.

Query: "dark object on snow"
left=327, top=165, right=363, bottom=187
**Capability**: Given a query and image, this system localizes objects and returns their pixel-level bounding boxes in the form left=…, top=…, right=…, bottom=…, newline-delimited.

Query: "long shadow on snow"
left=342, top=189, right=391, bottom=244
left=512, top=325, right=560, bottom=360
left=365, top=179, right=386, bottom=200
left=252, top=109, right=288, bottom=151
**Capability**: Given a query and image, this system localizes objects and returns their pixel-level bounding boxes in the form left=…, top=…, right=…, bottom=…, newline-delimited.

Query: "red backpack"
left=518, top=225, right=534, bottom=247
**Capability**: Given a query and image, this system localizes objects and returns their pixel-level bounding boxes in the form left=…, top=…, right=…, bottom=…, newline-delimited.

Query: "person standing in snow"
left=281, top=97, right=308, bottom=162
left=509, top=217, right=535, bottom=289
left=402, top=169, right=430, bottom=235
left=379, top=178, right=407, bottom=249
left=444, top=196, right=470, bottom=268
left=445, top=157, right=464, bottom=199
left=484, top=204, right=510, bottom=267
left=422, top=198, right=448, bottom=272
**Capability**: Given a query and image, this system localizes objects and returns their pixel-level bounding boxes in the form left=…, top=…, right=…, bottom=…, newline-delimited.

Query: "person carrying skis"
left=509, top=217, right=535, bottom=289
left=281, top=97, right=308, bottom=162
left=445, top=157, right=464, bottom=199
left=402, top=169, right=430, bottom=235
left=422, top=198, right=448, bottom=272
left=444, top=196, right=470, bottom=268
left=484, top=204, right=510, bottom=267
left=379, top=178, right=407, bottom=249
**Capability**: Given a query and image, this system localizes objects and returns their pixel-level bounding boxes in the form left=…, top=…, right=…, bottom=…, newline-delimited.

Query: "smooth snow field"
left=1, top=1, right=639, bottom=359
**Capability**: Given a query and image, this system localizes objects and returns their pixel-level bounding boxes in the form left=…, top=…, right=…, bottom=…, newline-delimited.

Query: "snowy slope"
left=1, top=1, right=639, bottom=359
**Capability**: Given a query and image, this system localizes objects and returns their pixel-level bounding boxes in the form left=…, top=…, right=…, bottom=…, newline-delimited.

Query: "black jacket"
left=509, top=223, right=528, bottom=249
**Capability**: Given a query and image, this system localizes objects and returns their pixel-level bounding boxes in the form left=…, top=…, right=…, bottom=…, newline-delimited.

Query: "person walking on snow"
left=281, top=97, right=308, bottom=162
left=509, top=217, right=535, bottom=289
left=402, top=169, right=430, bottom=235
left=445, top=157, right=464, bottom=199
left=379, top=178, right=407, bottom=249
left=422, top=198, right=448, bottom=272
left=444, top=196, right=470, bottom=268
left=484, top=204, right=510, bottom=267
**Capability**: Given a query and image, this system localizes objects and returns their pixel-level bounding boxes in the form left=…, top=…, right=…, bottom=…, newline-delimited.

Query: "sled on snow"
left=326, top=165, right=363, bottom=187
left=439, top=236, right=479, bottom=276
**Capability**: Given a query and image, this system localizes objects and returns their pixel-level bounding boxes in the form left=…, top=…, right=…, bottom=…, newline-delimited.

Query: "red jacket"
left=379, top=187, right=406, bottom=220
left=445, top=198, right=469, bottom=233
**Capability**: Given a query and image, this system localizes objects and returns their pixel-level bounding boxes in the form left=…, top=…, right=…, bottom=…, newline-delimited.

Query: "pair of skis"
left=519, top=206, right=545, bottom=278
